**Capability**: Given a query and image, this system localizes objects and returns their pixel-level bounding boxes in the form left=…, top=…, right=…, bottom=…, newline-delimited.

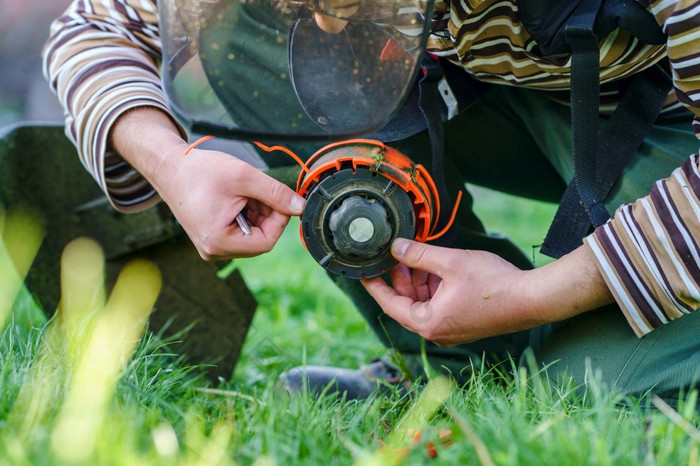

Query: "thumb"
left=391, top=238, right=446, bottom=274
left=239, top=170, right=306, bottom=216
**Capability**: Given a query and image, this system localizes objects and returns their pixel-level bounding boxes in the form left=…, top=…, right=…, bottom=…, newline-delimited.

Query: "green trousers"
left=200, top=7, right=700, bottom=399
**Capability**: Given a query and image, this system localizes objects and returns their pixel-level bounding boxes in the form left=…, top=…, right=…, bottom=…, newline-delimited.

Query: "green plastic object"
left=0, top=123, right=256, bottom=379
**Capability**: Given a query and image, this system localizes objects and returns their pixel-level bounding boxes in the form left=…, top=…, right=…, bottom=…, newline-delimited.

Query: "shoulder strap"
left=540, top=0, right=671, bottom=258
left=541, top=62, right=673, bottom=258
left=565, top=0, right=611, bottom=228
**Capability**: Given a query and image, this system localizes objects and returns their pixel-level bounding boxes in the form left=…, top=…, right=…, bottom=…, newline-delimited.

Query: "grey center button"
left=349, top=217, right=374, bottom=243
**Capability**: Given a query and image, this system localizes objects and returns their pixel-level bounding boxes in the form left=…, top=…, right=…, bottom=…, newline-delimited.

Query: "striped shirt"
left=43, top=0, right=700, bottom=335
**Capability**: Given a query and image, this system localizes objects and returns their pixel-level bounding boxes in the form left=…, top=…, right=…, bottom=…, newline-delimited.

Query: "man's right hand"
left=108, top=107, right=306, bottom=260
left=157, top=145, right=305, bottom=260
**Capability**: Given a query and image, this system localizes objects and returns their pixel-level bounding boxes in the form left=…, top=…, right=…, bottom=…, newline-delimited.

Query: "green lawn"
left=1, top=189, right=699, bottom=465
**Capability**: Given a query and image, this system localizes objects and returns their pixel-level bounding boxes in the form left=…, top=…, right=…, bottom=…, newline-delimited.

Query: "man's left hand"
left=361, top=238, right=614, bottom=347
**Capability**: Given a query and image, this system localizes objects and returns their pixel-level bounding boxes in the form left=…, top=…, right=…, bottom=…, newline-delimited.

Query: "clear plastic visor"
left=159, top=0, right=434, bottom=141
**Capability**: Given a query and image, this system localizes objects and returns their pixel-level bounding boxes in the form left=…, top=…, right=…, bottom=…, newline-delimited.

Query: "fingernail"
left=392, top=238, right=409, bottom=257
left=290, top=195, right=305, bottom=213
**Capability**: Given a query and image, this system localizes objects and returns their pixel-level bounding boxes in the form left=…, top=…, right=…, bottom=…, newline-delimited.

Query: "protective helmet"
left=159, top=0, right=436, bottom=141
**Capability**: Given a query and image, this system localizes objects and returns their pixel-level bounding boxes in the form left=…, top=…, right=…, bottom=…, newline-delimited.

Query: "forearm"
left=520, top=245, right=615, bottom=326
left=108, top=107, right=189, bottom=194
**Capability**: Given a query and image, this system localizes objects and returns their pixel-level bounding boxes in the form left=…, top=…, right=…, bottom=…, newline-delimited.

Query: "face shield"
left=159, top=0, right=435, bottom=141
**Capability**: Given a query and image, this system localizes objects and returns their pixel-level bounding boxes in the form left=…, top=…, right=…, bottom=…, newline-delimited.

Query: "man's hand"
left=156, top=145, right=305, bottom=260
left=361, top=238, right=615, bottom=347
left=109, top=107, right=306, bottom=260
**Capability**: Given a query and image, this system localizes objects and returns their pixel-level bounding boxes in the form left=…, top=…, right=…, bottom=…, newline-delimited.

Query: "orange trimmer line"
left=252, top=141, right=310, bottom=174
left=184, top=137, right=310, bottom=176
left=184, top=135, right=215, bottom=155
left=425, top=190, right=463, bottom=242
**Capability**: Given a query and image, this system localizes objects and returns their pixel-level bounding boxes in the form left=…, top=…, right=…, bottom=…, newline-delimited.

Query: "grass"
left=1, top=188, right=700, bottom=465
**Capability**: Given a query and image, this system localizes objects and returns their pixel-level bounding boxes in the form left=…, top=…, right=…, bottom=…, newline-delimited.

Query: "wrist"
left=108, top=107, right=188, bottom=187
left=519, top=246, right=615, bottom=326
left=505, top=268, right=548, bottom=330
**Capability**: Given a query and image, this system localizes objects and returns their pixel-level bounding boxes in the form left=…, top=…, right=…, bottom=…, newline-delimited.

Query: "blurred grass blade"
left=58, top=237, right=106, bottom=357
left=392, top=376, right=454, bottom=442
left=0, top=206, right=44, bottom=328
left=50, top=259, right=161, bottom=462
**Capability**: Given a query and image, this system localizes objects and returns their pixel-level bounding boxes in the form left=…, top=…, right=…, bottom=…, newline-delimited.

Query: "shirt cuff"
left=74, top=86, right=188, bottom=214
left=583, top=154, right=700, bottom=336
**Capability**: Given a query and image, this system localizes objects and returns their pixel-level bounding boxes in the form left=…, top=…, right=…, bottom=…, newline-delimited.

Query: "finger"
left=361, top=277, right=425, bottom=333
left=237, top=169, right=305, bottom=216
left=411, top=269, right=432, bottom=302
left=389, top=263, right=416, bottom=300
left=391, top=239, right=451, bottom=277
left=251, top=210, right=291, bottom=243
left=428, top=273, right=442, bottom=297
left=202, top=211, right=291, bottom=260
left=245, top=200, right=272, bottom=221
left=214, top=199, right=263, bottom=236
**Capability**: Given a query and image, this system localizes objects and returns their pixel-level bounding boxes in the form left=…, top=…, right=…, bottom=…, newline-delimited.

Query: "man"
left=43, top=0, right=700, bottom=400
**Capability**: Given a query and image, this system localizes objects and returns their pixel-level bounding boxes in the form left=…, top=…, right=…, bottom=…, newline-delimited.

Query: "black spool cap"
left=301, top=168, right=416, bottom=279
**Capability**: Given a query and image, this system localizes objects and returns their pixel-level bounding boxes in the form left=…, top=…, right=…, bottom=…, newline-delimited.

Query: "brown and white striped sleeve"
left=584, top=0, right=700, bottom=336
left=42, top=0, right=187, bottom=213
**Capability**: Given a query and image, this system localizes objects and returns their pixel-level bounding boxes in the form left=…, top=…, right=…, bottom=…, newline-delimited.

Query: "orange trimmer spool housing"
left=296, top=139, right=441, bottom=279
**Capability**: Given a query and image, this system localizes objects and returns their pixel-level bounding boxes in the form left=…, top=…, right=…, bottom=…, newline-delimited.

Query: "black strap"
left=540, top=0, right=672, bottom=258
left=541, top=65, right=672, bottom=258
left=540, top=0, right=604, bottom=258
left=566, top=0, right=610, bottom=228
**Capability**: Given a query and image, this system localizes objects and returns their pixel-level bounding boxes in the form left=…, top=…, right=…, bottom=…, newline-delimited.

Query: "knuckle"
left=198, top=249, right=215, bottom=261
left=268, top=180, right=288, bottom=204
left=409, top=243, right=429, bottom=265
left=197, top=243, right=218, bottom=261
left=420, top=325, right=440, bottom=343
left=422, top=329, right=451, bottom=348
left=260, top=241, right=274, bottom=254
